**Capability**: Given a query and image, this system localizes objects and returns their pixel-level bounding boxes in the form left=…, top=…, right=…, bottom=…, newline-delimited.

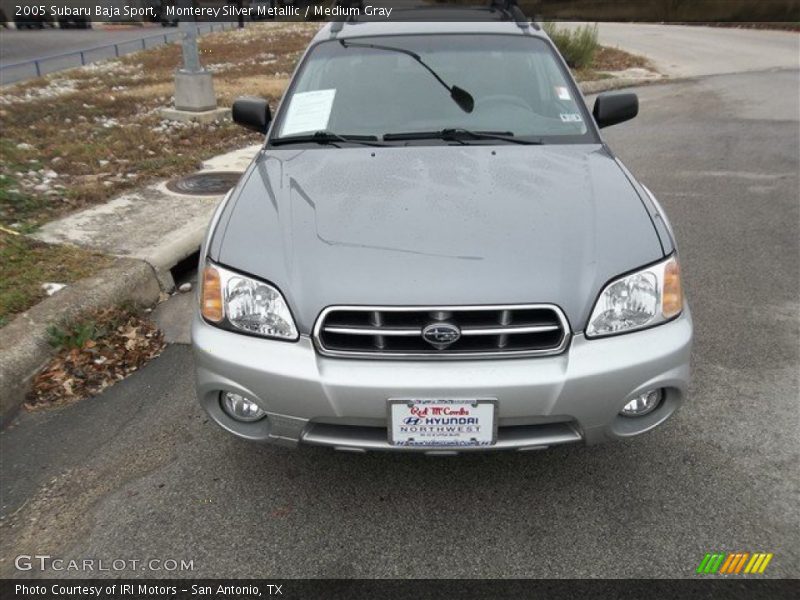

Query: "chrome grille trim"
left=461, top=324, right=561, bottom=336
left=321, top=324, right=561, bottom=336
left=323, top=326, right=422, bottom=336
left=313, top=304, right=571, bottom=359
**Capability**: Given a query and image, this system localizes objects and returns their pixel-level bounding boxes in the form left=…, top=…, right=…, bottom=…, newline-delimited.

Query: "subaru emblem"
left=422, top=323, right=461, bottom=349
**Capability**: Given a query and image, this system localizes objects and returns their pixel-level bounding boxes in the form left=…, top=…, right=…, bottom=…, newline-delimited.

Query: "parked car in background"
left=12, top=9, right=55, bottom=29
left=56, top=15, right=91, bottom=28
left=193, top=1, right=692, bottom=454
left=141, top=0, right=178, bottom=26
left=159, top=0, right=179, bottom=26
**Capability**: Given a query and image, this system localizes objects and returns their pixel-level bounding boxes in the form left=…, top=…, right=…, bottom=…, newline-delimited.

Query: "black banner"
left=4, top=0, right=800, bottom=24
left=1, top=579, right=799, bottom=600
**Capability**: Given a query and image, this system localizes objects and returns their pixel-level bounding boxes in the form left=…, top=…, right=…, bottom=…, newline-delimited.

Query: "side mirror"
left=592, top=92, right=638, bottom=128
left=232, top=96, right=272, bottom=134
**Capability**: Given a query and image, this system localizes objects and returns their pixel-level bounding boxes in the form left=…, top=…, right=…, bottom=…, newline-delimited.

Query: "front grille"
left=313, top=305, right=570, bottom=359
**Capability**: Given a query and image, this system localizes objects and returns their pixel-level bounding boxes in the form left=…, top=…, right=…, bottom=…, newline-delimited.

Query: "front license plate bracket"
left=388, top=398, right=498, bottom=447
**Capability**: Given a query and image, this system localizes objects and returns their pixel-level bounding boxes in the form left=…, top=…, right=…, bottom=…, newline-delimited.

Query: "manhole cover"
left=166, top=171, right=242, bottom=195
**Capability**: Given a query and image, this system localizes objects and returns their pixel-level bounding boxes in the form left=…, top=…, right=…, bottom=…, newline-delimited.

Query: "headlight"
left=201, top=262, right=298, bottom=340
left=586, top=255, right=683, bottom=338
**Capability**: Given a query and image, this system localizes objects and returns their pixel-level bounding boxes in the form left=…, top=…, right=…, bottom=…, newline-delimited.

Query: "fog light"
left=221, top=392, right=266, bottom=422
left=620, top=389, right=662, bottom=417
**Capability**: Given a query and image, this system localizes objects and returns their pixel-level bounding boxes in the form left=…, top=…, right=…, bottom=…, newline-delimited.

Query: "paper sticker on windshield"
left=560, top=113, right=583, bottom=123
left=555, top=86, right=571, bottom=101
left=281, top=89, right=336, bottom=136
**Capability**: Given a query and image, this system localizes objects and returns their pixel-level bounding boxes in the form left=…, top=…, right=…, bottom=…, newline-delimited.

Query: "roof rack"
left=489, top=0, right=533, bottom=30
left=330, top=0, right=363, bottom=34
left=329, top=1, right=536, bottom=34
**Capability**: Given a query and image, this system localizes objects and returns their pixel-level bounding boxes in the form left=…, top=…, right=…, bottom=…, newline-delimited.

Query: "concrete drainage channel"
left=151, top=172, right=243, bottom=344
left=157, top=170, right=241, bottom=288
left=150, top=248, right=202, bottom=347
left=0, top=155, right=254, bottom=425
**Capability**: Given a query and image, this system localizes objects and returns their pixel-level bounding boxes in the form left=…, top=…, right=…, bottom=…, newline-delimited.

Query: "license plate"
left=388, top=399, right=497, bottom=447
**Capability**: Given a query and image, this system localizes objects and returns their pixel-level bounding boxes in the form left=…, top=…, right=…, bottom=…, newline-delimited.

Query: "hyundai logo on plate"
left=422, top=323, right=461, bottom=349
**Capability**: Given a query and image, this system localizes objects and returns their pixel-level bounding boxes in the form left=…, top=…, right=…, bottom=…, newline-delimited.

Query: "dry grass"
left=574, top=45, right=654, bottom=81
left=0, top=231, right=113, bottom=325
left=0, top=23, right=318, bottom=230
left=593, top=46, right=653, bottom=71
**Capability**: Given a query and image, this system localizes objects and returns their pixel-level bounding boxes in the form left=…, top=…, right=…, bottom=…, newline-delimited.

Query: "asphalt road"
left=0, top=23, right=236, bottom=84
left=1, top=64, right=799, bottom=580
left=563, top=22, right=800, bottom=78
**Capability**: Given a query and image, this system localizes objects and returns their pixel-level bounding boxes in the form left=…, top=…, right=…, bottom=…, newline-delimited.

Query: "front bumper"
left=192, top=307, right=692, bottom=453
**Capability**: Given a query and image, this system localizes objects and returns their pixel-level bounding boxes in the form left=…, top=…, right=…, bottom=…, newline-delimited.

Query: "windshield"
left=272, top=34, right=595, bottom=144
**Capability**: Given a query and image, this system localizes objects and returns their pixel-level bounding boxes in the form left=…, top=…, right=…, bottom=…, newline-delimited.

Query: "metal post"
left=179, top=2, right=202, bottom=74
left=80, top=51, right=85, bottom=65
left=170, top=0, right=217, bottom=114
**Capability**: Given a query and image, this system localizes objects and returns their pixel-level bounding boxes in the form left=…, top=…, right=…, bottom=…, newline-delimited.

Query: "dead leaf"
left=26, top=307, right=165, bottom=410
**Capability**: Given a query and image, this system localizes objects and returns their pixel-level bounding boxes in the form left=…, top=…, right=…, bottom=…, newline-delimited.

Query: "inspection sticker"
left=281, top=89, right=336, bottom=136
left=556, top=86, right=571, bottom=101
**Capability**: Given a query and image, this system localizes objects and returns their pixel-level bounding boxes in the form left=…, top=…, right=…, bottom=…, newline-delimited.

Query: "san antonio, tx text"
left=15, top=584, right=280, bottom=597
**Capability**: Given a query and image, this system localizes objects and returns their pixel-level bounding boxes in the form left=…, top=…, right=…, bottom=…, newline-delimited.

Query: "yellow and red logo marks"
left=696, top=552, right=774, bottom=575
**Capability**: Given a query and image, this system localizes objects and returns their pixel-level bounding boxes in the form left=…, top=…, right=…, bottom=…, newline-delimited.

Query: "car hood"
left=212, top=144, right=664, bottom=334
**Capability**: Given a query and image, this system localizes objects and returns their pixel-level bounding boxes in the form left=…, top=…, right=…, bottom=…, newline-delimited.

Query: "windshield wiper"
left=271, top=131, right=386, bottom=147
left=383, top=129, right=543, bottom=145
left=339, top=39, right=474, bottom=113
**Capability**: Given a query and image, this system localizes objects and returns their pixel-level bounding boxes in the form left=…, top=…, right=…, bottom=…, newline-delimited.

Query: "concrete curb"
left=579, top=77, right=664, bottom=95
left=0, top=258, right=162, bottom=426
